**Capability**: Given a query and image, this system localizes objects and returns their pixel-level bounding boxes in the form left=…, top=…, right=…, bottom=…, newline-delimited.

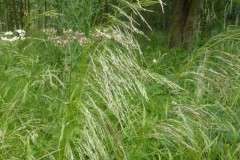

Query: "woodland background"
left=0, top=0, right=240, bottom=159
left=0, top=0, right=240, bottom=48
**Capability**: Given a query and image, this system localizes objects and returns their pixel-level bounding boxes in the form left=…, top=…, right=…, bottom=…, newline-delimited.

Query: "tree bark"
left=27, top=0, right=30, bottom=17
left=19, top=0, right=24, bottom=28
left=3, top=0, right=9, bottom=30
left=12, top=0, right=20, bottom=29
left=169, top=0, right=202, bottom=49
left=44, top=0, right=47, bottom=28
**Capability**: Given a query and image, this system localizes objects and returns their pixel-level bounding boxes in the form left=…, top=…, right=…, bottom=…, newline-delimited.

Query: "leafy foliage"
left=0, top=1, right=240, bottom=160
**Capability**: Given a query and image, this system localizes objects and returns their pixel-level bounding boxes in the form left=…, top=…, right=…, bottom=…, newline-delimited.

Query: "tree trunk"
left=169, top=0, right=202, bottom=49
left=27, top=0, right=30, bottom=17
left=19, top=0, right=24, bottom=28
left=44, top=0, right=47, bottom=28
left=12, top=0, right=20, bottom=29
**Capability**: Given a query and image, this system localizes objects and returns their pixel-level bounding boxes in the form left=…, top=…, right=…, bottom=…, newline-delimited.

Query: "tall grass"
left=137, top=27, right=240, bottom=159
left=181, top=28, right=240, bottom=106
left=1, top=1, right=240, bottom=160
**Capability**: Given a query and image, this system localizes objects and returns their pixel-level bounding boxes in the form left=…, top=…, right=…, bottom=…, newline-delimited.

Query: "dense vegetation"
left=0, top=0, right=240, bottom=159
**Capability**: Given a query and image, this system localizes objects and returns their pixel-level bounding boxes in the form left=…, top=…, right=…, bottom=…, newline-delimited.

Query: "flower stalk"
left=59, top=44, right=91, bottom=159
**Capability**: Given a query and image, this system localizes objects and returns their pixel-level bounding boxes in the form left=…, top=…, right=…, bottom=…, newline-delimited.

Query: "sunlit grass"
left=1, top=1, right=240, bottom=159
left=1, top=27, right=240, bottom=159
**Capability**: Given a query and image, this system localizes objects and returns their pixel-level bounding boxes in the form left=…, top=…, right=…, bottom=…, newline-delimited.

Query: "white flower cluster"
left=16, top=29, right=26, bottom=38
left=43, top=27, right=113, bottom=47
left=43, top=28, right=88, bottom=46
left=4, top=31, right=13, bottom=36
left=1, top=29, right=26, bottom=42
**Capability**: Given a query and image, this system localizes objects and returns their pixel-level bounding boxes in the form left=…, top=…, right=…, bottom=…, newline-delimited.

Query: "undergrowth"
left=0, top=1, right=240, bottom=160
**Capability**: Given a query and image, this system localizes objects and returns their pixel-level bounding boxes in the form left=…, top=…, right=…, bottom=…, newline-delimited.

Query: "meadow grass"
left=0, top=27, right=239, bottom=159
left=1, top=1, right=240, bottom=159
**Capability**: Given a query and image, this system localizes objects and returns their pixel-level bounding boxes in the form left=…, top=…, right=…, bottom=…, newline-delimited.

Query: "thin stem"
left=59, top=44, right=91, bottom=159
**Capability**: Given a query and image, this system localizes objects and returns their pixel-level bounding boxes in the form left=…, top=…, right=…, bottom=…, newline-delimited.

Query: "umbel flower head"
left=43, top=27, right=89, bottom=47
left=1, top=36, right=19, bottom=42
left=16, top=29, right=26, bottom=38
left=4, top=31, right=13, bottom=36
left=0, top=29, right=26, bottom=42
left=43, top=27, right=114, bottom=47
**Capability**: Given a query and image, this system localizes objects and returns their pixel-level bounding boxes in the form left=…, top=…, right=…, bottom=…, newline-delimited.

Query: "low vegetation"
left=0, top=0, right=240, bottom=159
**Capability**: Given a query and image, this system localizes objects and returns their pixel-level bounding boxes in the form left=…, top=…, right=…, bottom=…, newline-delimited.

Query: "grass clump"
left=0, top=1, right=240, bottom=160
